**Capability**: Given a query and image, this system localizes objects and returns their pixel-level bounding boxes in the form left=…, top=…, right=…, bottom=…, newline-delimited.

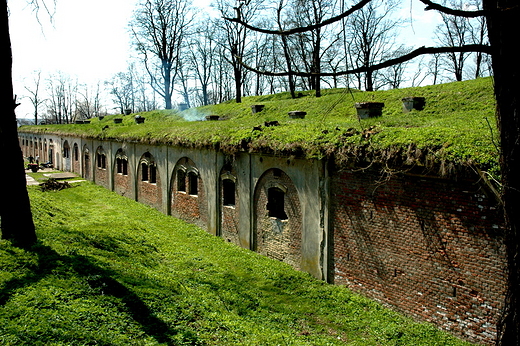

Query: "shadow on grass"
left=0, top=242, right=180, bottom=345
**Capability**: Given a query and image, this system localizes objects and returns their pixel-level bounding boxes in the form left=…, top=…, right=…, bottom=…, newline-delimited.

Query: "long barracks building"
left=19, top=132, right=506, bottom=345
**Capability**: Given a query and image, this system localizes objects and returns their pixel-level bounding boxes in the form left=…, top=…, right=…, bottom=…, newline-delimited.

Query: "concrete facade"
left=19, top=132, right=506, bottom=344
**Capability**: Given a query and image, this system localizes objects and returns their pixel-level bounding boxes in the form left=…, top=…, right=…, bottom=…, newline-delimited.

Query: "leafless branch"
left=236, top=44, right=492, bottom=77
left=418, top=0, right=486, bottom=17
left=224, top=0, right=372, bottom=36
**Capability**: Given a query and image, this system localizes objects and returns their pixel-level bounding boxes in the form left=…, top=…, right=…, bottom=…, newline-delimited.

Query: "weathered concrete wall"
left=19, top=132, right=506, bottom=345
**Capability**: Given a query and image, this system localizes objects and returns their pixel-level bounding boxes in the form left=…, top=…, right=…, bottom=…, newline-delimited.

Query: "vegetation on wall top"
left=21, top=77, right=499, bottom=178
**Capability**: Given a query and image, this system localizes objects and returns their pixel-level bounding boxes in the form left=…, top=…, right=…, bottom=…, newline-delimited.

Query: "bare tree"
left=275, top=0, right=297, bottom=98
left=1, top=0, right=37, bottom=247
left=75, top=82, right=102, bottom=120
left=290, top=0, right=337, bottom=96
left=174, top=57, right=193, bottom=108
left=124, top=62, right=159, bottom=113
left=210, top=42, right=234, bottom=104
left=467, top=1, right=490, bottom=78
left=131, top=0, right=195, bottom=109
left=345, top=0, right=403, bottom=91
left=187, top=21, right=216, bottom=106
left=409, top=56, right=429, bottom=87
left=426, top=52, right=443, bottom=85
left=214, top=0, right=262, bottom=103
left=46, top=72, right=76, bottom=124
left=379, top=45, right=413, bottom=89
left=107, top=70, right=136, bottom=114
left=24, top=70, right=46, bottom=125
left=434, top=0, right=472, bottom=81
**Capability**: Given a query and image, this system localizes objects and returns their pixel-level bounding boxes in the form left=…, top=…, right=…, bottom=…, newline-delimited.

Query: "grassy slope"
left=0, top=181, right=472, bottom=345
left=21, top=77, right=499, bottom=177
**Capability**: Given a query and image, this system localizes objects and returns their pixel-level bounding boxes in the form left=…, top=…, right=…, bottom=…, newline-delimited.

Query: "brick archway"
left=171, top=157, right=207, bottom=229
left=253, top=168, right=302, bottom=269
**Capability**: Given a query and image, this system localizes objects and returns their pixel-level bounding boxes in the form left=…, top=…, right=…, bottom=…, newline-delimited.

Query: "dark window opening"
left=73, top=145, right=79, bottom=161
left=116, top=157, right=128, bottom=176
left=223, top=179, right=236, bottom=206
left=267, top=187, right=287, bottom=220
left=122, top=159, right=128, bottom=175
left=188, top=172, right=198, bottom=195
left=149, top=164, right=157, bottom=184
left=97, top=153, right=106, bottom=169
left=177, top=170, right=186, bottom=192
left=116, top=158, right=122, bottom=174
left=273, top=168, right=282, bottom=178
left=177, top=169, right=186, bottom=192
left=141, top=162, right=149, bottom=181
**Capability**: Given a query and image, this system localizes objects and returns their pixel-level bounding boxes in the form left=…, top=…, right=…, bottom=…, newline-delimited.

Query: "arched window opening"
left=177, top=169, right=186, bottom=192
left=267, top=187, right=288, bottom=220
left=223, top=179, right=236, bottom=206
left=188, top=171, right=198, bottom=195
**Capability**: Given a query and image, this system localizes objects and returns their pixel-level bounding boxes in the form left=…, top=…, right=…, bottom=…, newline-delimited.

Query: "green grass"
left=0, top=181, right=473, bottom=345
left=21, top=78, right=499, bottom=178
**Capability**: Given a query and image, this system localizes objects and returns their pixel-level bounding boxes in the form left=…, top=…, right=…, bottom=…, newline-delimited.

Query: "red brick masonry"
left=331, top=169, right=506, bottom=344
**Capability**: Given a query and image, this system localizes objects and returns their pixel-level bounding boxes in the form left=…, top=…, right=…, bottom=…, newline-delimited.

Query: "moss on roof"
left=21, top=77, right=499, bottom=178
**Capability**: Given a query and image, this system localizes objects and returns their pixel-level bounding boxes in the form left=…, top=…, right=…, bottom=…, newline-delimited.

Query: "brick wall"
left=137, top=154, right=162, bottom=211
left=72, top=143, right=81, bottom=173
left=171, top=157, right=208, bottom=230
left=331, top=168, right=506, bottom=344
left=220, top=167, right=240, bottom=245
left=114, top=173, right=132, bottom=198
left=94, top=147, right=108, bottom=189
left=95, top=167, right=109, bottom=189
left=254, top=168, right=303, bottom=270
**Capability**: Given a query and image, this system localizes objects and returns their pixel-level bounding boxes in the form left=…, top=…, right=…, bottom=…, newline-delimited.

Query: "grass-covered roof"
left=21, top=77, right=499, bottom=178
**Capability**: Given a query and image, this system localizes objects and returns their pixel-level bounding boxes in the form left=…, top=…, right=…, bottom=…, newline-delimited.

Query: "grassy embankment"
left=0, top=180, right=473, bottom=345
left=22, top=77, right=499, bottom=178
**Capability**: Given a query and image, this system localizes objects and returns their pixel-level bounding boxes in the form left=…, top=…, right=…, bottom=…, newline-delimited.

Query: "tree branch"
left=224, top=0, right=372, bottom=36
left=418, top=0, right=486, bottom=17
left=236, top=44, right=492, bottom=77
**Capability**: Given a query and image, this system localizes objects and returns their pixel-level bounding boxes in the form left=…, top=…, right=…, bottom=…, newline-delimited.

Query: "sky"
left=8, top=0, right=442, bottom=119
left=9, top=0, right=139, bottom=82
left=9, top=0, right=141, bottom=118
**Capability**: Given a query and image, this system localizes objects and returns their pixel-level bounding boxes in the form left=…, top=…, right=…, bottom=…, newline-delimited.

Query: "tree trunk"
left=234, top=66, right=242, bottom=103
left=281, top=36, right=296, bottom=99
left=484, top=1, right=520, bottom=344
left=365, top=70, right=374, bottom=91
left=0, top=0, right=37, bottom=248
left=163, top=60, right=173, bottom=109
